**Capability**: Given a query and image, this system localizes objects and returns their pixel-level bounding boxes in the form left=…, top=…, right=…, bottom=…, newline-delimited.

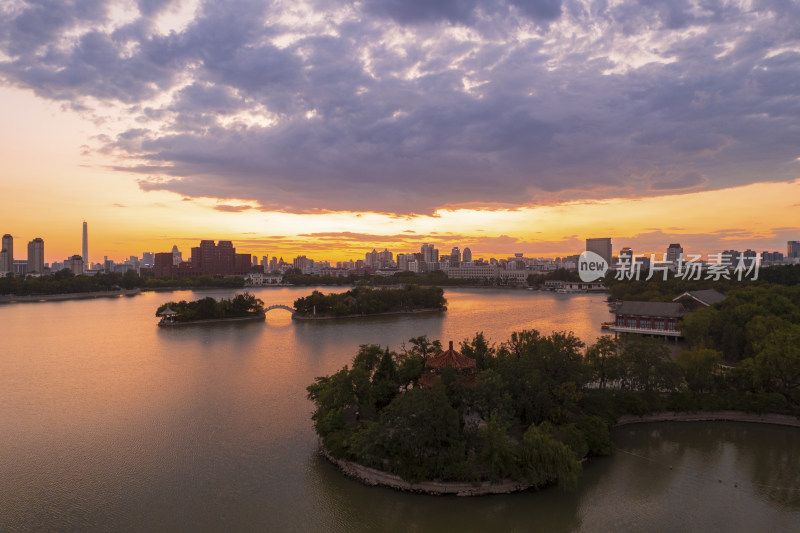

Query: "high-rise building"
left=365, top=249, right=379, bottom=268
left=586, top=238, right=612, bottom=265
left=65, top=254, right=84, bottom=275
left=171, top=245, right=182, bottom=265
left=190, top=240, right=251, bottom=276
left=788, top=241, right=800, bottom=259
left=141, top=252, right=154, bottom=268
left=462, top=247, right=472, bottom=263
left=450, top=247, right=461, bottom=265
left=666, top=243, right=683, bottom=263
left=1, top=234, right=13, bottom=273
left=81, top=221, right=88, bottom=272
left=27, top=238, right=44, bottom=274
left=421, top=243, right=439, bottom=263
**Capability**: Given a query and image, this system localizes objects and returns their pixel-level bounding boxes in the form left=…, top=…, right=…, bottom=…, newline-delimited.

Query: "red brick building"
left=154, top=240, right=252, bottom=278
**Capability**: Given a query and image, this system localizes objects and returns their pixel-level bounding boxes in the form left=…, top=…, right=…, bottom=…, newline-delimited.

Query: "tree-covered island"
left=156, top=292, right=265, bottom=325
left=293, top=286, right=446, bottom=318
left=308, top=281, right=800, bottom=493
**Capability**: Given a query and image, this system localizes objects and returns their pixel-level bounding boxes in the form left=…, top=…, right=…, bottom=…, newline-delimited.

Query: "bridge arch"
left=265, top=304, right=296, bottom=315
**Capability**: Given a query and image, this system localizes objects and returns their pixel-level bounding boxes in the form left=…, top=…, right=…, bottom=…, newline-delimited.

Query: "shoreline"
left=158, top=312, right=266, bottom=327
left=320, top=410, right=800, bottom=496
left=319, top=445, right=537, bottom=496
left=614, top=410, right=800, bottom=428
left=293, top=307, right=447, bottom=320
left=0, top=288, right=141, bottom=303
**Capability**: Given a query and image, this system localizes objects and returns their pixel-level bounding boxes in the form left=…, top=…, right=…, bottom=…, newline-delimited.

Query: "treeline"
left=680, top=284, right=800, bottom=362
left=293, top=286, right=446, bottom=317
left=155, top=292, right=264, bottom=322
left=605, top=264, right=800, bottom=302
left=0, top=270, right=244, bottom=295
left=309, top=321, right=800, bottom=487
left=284, top=269, right=492, bottom=287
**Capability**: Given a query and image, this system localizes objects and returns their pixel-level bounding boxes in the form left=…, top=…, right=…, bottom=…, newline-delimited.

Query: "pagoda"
left=419, top=341, right=477, bottom=387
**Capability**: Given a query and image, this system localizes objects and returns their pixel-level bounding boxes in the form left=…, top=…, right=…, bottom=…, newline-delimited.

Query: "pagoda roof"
left=157, top=306, right=178, bottom=316
left=425, top=341, right=477, bottom=371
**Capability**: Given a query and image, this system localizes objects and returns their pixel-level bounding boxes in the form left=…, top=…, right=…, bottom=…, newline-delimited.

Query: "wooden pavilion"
left=419, top=341, right=477, bottom=387
left=157, top=306, right=179, bottom=325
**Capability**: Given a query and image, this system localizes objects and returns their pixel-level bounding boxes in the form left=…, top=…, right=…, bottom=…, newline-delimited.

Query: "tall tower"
left=1, top=234, right=12, bottom=272
left=586, top=238, right=612, bottom=265
left=27, top=238, right=44, bottom=274
left=82, top=221, right=88, bottom=270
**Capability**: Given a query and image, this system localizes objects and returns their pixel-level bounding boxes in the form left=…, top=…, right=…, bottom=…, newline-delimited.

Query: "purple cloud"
left=1, top=0, right=799, bottom=214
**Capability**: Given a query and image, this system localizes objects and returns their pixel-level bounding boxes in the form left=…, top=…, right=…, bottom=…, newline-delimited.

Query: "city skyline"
left=0, top=224, right=795, bottom=276
left=1, top=2, right=799, bottom=263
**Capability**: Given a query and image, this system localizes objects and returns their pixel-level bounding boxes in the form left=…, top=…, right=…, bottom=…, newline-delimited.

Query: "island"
left=156, top=292, right=265, bottom=326
left=308, top=279, right=800, bottom=495
left=292, top=285, right=446, bottom=319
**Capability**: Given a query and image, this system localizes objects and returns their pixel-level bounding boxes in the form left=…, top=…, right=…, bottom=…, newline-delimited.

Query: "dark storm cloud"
left=1, top=0, right=799, bottom=214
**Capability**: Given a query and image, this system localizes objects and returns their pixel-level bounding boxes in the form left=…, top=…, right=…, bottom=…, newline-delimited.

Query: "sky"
left=1, top=0, right=798, bottom=264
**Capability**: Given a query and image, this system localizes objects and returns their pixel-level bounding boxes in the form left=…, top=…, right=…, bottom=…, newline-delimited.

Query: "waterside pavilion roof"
left=157, top=306, right=179, bottom=317
left=425, top=341, right=477, bottom=371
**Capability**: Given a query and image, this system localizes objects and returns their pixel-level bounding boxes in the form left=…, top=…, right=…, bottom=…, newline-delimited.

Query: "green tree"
left=519, top=422, right=581, bottom=490
left=585, top=336, right=620, bottom=389
left=753, top=324, right=800, bottom=404
left=619, top=336, right=679, bottom=392
left=675, top=348, right=722, bottom=394
left=477, top=414, right=518, bottom=481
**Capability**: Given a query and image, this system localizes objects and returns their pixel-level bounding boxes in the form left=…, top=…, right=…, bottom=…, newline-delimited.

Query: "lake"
left=1, top=287, right=797, bottom=531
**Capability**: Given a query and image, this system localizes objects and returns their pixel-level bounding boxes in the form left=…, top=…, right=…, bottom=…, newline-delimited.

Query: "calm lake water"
left=1, top=287, right=798, bottom=531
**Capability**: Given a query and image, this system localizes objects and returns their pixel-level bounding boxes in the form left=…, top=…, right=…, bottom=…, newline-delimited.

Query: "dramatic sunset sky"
left=1, top=0, right=798, bottom=263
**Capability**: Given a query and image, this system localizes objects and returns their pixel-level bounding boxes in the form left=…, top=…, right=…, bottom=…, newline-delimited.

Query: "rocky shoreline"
left=320, top=410, right=800, bottom=496
left=319, top=445, right=537, bottom=496
left=614, top=410, right=800, bottom=428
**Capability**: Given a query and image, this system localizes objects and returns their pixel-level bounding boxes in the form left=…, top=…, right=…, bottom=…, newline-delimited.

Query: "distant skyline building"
left=586, top=238, right=612, bottom=265
left=462, top=247, right=472, bottom=263
left=789, top=241, right=800, bottom=259
left=666, top=243, right=683, bottom=263
left=450, top=247, right=461, bottom=265
left=81, top=221, right=88, bottom=271
left=65, top=254, right=84, bottom=275
left=421, top=243, right=439, bottom=264
left=1, top=233, right=12, bottom=273
left=191, top=240, right=251, bottom=276
left=141, top=252, right=154, bottom=268
left=171, top=245, right=182, bottom=265
left=27, top=237, right=44, bottom=274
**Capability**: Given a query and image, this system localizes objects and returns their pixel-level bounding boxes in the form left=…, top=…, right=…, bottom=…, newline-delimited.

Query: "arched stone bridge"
left=265, top=304, right=296, bottom=315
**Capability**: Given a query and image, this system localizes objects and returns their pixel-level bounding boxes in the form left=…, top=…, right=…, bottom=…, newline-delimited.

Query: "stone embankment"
left=615, top=411, right=800, bottom=428
left=320, top=410, right=800, bottom=496
left=158, top=313, right=266, bottom=327
left=319, top=446, right=535, bottom=496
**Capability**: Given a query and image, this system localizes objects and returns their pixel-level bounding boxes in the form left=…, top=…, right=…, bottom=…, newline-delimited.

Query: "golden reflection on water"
left=1, top=288, right=797, bottom=531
